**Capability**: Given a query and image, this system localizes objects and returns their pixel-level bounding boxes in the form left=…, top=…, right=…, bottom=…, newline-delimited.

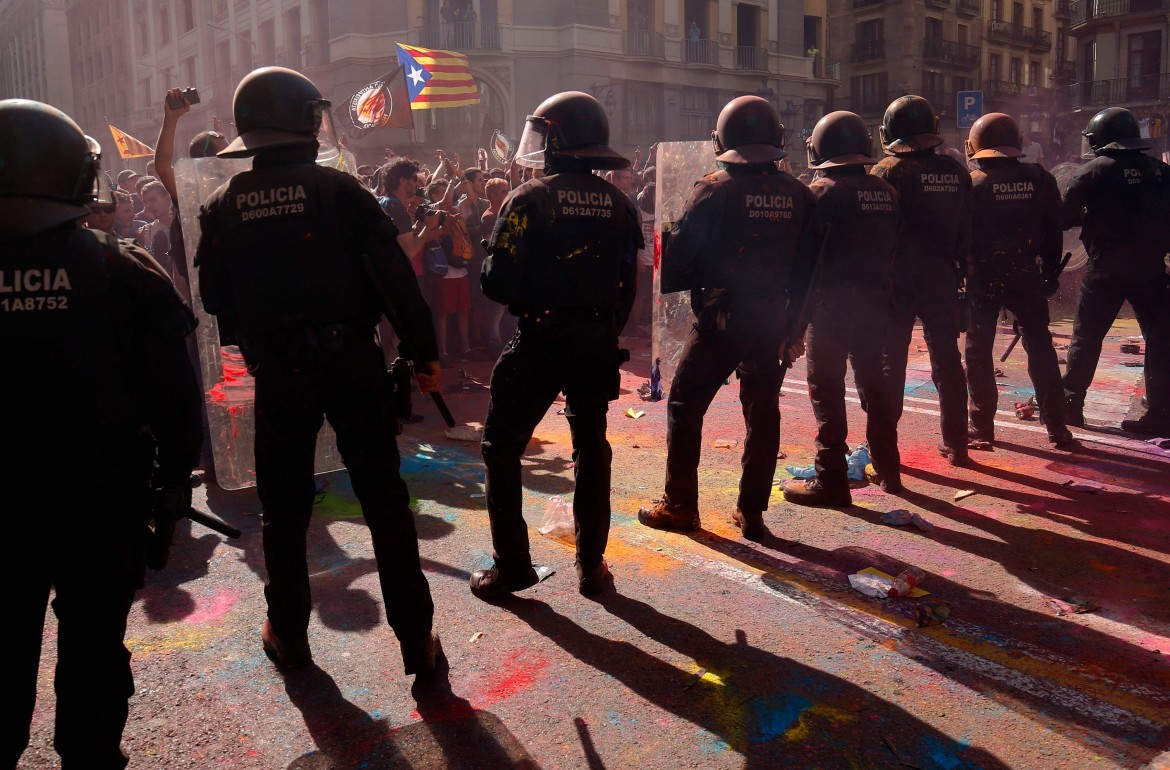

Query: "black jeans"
left=1064, top=256, right=1168, bottom=406
left=806, top=287, right=900, bottom=489
left=883, top=264, right=969, bottom=450
left=481, top=316, right=618, bottom=569
left=253, top=337, right=433, bottom=653
left=6, top=465, right=149, bottom=770
left=664, top=323, right=784, bottom=515
left=965, top=272, right=1067, bottom=438
left=1145, top=282, right=1170, bottom=425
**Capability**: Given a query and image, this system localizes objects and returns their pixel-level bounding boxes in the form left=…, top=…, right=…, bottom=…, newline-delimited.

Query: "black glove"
left=145, top=480, right=192, bottom=570
left=1043, top=276, right=1060, bottom=297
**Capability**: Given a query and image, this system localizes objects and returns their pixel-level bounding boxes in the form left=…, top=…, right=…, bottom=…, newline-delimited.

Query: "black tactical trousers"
left=664, top=324, right=784, bottom=515
left=1145, top=282, right=1170, bottom=427
left=883, top=264, right=969, bottom=450
left=7, top=465, right=149, bottom=770
left=806, top=288, right=900, bottom=490
left=253, top=337, right=433, bottom=653
left=1064, top=257, right=1168, bottom=407
left=481, top=316, right=618, bottom=570
left=966, top=273, right=1067, bottom=438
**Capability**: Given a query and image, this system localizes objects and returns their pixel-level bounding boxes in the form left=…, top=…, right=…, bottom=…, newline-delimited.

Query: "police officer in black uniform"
left=1059, top=107, right=1170, bottom=435
left=469, top=91, right=641, bottom=599
left=871, top=96, right=973, bottom=466
left=638, top=95, right=819, bottom=540
left=195, top=68, right=443, bottom=675
left=1, top=100, right=201, bottom=769
left=963, top=113, right=1078, bottom=449
left=781, top=111, right=903, bottom=508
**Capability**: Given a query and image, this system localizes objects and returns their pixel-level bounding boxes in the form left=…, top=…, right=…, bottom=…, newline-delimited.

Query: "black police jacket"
left=1059, top=150, right=1170, bottom=263
left=871, top=151, right=972, bottom=281
left=970, top=159, right=1062, bottom=278
left=807, top=168, right=900, bottom=290
left=661, top=163, right=818, bottom=339
left=481, top=170, right=642, bottom=330
left=196, top=155, right=438, bottom=366
left=0, top=226, right=201, bottom=479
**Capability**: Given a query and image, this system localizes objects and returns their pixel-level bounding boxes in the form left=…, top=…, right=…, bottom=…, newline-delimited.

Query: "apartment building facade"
left=0, top=0, right=74, bottom=112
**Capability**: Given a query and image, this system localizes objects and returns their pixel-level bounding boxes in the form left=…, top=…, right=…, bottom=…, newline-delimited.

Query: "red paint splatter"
left=407, top=650, right=549, bottom=722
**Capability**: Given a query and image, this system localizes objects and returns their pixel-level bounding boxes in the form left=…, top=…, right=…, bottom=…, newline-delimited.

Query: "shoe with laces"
left=731, top=507, right=766, bottom=541
left=781, top=478, right=852, bottom=507
left=637, top=497, right=700, bottom=531
left=261, top=620, right=312, bottom=670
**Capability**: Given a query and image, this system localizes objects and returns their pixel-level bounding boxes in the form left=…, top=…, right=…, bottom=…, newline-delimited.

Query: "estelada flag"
left=108, top=124, right=154, bottom=159
left=395, top=42, right=479, bottom=109
left=347, top=67, right=414, bottom=136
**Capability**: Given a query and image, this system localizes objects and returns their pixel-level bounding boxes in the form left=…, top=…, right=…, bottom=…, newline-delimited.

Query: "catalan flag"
left=395, top=42, right=480, bottom=109
left=107, top=124, right=154, bottom=159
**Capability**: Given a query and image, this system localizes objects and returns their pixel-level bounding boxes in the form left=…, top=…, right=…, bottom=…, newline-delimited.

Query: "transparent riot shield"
left=651, top=141, right=717, bottom=395
left=175, top=157, right=345, bottom=490
left=1050, top=161, right=1089, bottom=273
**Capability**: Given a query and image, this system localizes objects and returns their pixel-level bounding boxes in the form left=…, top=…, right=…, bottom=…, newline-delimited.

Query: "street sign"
left=956, top=90, right=983, bottom=129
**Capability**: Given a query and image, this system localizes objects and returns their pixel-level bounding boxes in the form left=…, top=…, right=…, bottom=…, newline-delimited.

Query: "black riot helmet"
left=219, top=67, right=332, bottom=158
left=515, top=91, right=629, bottom=171
left=879, top=95, right=943, bottom=154
left=1082, top=107, right=1152, bottom=155
left=806, top=111, right=874, bottom=168
left=965, top=112, right=1024, bottom=159
left=712, top=95, right=786, bottom=164
left=0, top=99, right=107, bottom=236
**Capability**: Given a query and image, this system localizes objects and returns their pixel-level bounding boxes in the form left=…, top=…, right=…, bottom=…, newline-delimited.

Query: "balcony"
left=958, top=0, right=981, bottom=13
left=926, top=0, right=951, bottom=6
left=420, top=21, right=501, bottom=50
left=302, top=36, right=328, bottom=68
left=736, top=46, right=768, bottom=71
left=823, top=62, right=841, bottom=81
left=1054, top=0, right=1072, bottom=16
left=275, top=47, right=301, bottom=70
left=987, top=20, right=1051, bottom=51
left=1069, top=73, right=1170, bottom=110
left=626, top=30, right=664, bottom=58
left=683, top=38, right=719, bottom=65
left=850, top=39, right=885, bottom=63
left=853, top=0, right=884, bottom=7
left=923, top=37, right=980, bottom=68
left=1067, top=0, right=1169, bottom=31
left=984, top=80, right=1051, bottom=104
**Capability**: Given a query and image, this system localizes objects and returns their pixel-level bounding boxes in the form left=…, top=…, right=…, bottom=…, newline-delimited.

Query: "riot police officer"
left=194, top=68, right=443, bottom=675
left=470, top=91, right=641, bottom=599
left=781, top=111, right=903, bottom=508
left=638, top=95, right=819, bottom=539
left=963, top=113, right=1078, bottom=449
left=1059, top=107, right=1170, bottom=435
left=1, top=100, right=201, bottom=769
left=871, top=96, right=973, bottom=465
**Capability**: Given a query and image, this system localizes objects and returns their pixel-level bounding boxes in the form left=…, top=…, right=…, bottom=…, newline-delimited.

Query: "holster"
left=386, top=357, right=414, bottom=436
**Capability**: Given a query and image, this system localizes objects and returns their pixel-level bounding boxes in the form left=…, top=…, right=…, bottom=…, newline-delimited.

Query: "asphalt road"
left=20, top=312, right=1170, bottom=770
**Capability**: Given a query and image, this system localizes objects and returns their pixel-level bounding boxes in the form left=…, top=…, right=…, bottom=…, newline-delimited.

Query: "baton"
left=430, top=391, right=456, bottom=427
left=188, top=507, right=242, bottom=539
left=1000, top=251, right=1071, bottom=362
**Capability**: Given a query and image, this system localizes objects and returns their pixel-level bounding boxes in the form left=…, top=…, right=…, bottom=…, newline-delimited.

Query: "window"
left=922, top=71, right=945, bottom=106
left=857, top=18, right=883, bottom=42
left=1012, top=2, right=1023, bottom=25
left=1028, top=60, right=1040, bottom=85
left=1009, top=57, right=1022, bottom=83
left=679, top=87, right=715, bottom=140
left=989, top=53, right=1001, bottom=80
left=925, top=17, right=942, bottom=39
left=1081, top=41, right=1095, bottom=81
left=1031, top=7, right=1042, bottom=32
left=958, top=24, right=968, bottom=44
left=180, top=0, right=194, bottom=32
left=182, top=57, right=196, bottom=86
left=1127, top=31, right=1162, bottom=99
left=954, top=76, right=974, bottom=92
left=625, top=82, right=661, bottom=138
left=158, top=4, right=171, bottom=45
left=851, top=71, right=888, bottom=112
left=992, top=0, right=1002, bottom=19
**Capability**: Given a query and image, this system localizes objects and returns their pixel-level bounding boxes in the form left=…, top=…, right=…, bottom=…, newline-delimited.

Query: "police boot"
left=731, top=507, right=767, bottom=541
left=1048, top=426, right=1081, bottom=450
left=469, top=563, right=540, bottom=601
left=967, top=424, right=994, bottom=450
left=637, top=496, right=700, bottom=532
left=781, top=478, right=852, bottom=508
left=402, top=632, right=444, bottom=678
left=576, top=558, right=612, bottom=596
left=261, top=619, right=312, bottom=670
left=937, top=443, right=970, bottom=467
left=1065, top=393, right=1086, bottom=428
left=1120, top=414, right=1170, bottom=437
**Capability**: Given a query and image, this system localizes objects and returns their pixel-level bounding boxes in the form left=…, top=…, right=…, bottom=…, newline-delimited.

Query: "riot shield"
left=175, top=157, right=346, bottom=490
left=651, top=141, right=717, bottom=395
left=1050, top=161, right=1089, bottom=273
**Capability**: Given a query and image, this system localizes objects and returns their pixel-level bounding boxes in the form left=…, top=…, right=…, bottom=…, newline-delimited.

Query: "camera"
left=413, top=202, right=446, bottom=226
left=166, top=87, right=201, bottom=110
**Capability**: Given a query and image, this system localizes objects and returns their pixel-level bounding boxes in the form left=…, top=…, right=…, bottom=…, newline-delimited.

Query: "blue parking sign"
left=957, top=91, right=983, bottom=129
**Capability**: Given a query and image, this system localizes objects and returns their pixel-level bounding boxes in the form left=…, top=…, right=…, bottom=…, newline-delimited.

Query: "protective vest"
left=970, top=160, right=1061, bottom=275
left=871, top=152, right=971, bottom=269
left=1060, top=151, right=1170, bottom=260
left=808, top=170, right=900, bottom=289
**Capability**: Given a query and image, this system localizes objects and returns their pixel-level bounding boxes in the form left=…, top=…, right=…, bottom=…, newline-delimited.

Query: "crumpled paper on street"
left=880, top=509, right=936, bottom=532
left=1061, top=479, right=1104, bottom=493
left=849, top=567, right=929, bottom=599
left=444, top=425, right=483, bottom=442
left=1047, top=595, right=1098, bottom=616
left=787, top=445, right=870, bottom=482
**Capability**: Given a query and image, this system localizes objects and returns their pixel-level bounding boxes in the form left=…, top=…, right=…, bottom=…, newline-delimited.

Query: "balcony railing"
left=1067, top=0, right=1169, bottom=29
left=1069, top=73, right=1170, bottom=109
left=736, top=45, right=767, bottom=70
left=984, top=80, right=1051, bottom=102
left=683, top=38, right=719, bottom=65
left=626, top=29, right=664, bottom=58
left=987, top=20, right=1052, bottom=50
left=958, top=0, right=981, bottom=13
left=302, top=36, right=328, bottom=67
left=853, top=0, right=884, bottom=7
left=275, top=47, right=301, bottom=70
left=926, top=0, right=951, bottom=6
left=824, top=61, right=841, bottom=81
left=850, top=39, right=885, bottom=63
left=923, top=37, right=980, bottom=68
left=420, top=21, right=501, bottom=50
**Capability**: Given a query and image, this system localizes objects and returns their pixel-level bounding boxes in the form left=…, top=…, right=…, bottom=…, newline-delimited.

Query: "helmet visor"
left=515, top=115, right=550, bottom=169
left=314, top=101, right=340, bottom=163
left=84, top=135, right=114, bottom=204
